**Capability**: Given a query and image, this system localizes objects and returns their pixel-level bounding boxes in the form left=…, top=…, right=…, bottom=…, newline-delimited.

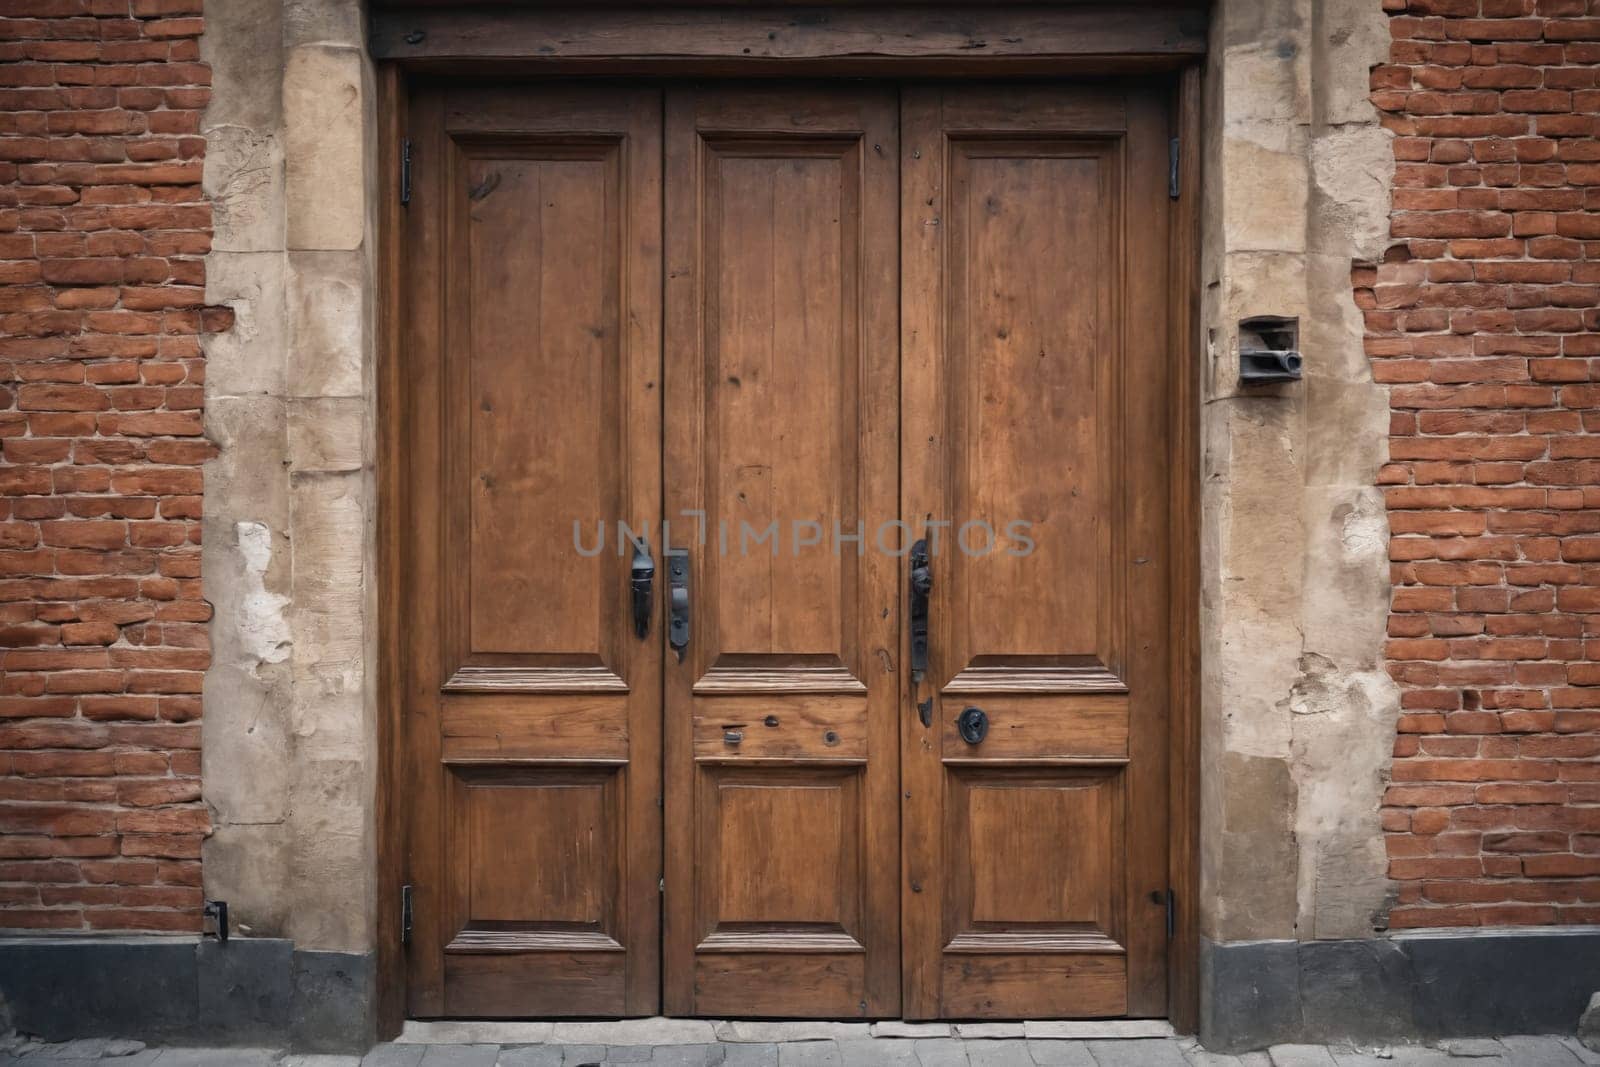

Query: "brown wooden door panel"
left=400, top=80, right=1181, bottom=1023
left=403, top=86, right=663, bottom=1017
left=900, top=85, right=1174, bottom=1019
left=662, top=87, right=901, bottom=1018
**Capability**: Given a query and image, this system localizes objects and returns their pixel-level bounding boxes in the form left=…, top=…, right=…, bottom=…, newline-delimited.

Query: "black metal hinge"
left=1168, top=137, right=1180, bottom=200
left=1152, top=888, right=1175, bottom=939
left=400, top=138, right=413, bottom=206
left=401, top=884, right=413, bottom=945
left=203, top=899, right=228, bottom=943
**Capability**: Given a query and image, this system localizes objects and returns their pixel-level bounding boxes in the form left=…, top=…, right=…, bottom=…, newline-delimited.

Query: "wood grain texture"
left=938, top=955, right=1127, bottom=1018
left=693, top=695, right=868, bottom=761
left=899, top=84, right=1175, bottom=1020
left=388, top=72, right=1199, bottom=1024
left=938, top=695, right=1129, bottom=761
left=1166, top=64, right=1203, bottom=1036
left=371, top=7, right=1209, bottom=69
left=442, top=695, right=629, bottom=762
left=663, top=87, right=900, bottom=1018
left=401, top=86, right=663, bottom=1018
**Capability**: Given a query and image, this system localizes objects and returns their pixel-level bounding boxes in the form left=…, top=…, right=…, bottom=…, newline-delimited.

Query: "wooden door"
left=899, top=85, right=1176, bottom=1019
left=401, top=86, right=663, bottom=1017
left=661, top=88, right=901, bottom=1017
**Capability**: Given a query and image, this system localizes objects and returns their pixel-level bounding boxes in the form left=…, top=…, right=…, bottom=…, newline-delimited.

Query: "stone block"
left=196, top=937, right=294, bottom=1046
left=289, top=397, right=367, bottom=474
left=291, top=950, right=376, bottom=1053
left=416, top=1047, right=500, bottom=1067
left=362, top=1043, right=428, bottom=1067
left=1406, top=929, right=1600, bottom=1039
left=202, top=824, right=295, bottom=940
left=1221, top=134, right=1309, bottom=255
left=1024, top=1042, right=1095, bottom=1067
left=284, top=46, right=368, bottom=252
left=1085, top=1039, right=1187, bottom=1067
left=1296, top=940, right=1413, bottom=1045
left=205, top=125, right=287, bottom=254
left=205, top=251, right=289, bottom=398
left=0, top=938, right=198, bottom=1043
left=837, top=1039, right=916, bottom=1066
left=202, top=0, right=285, bottom=132
left=285, top=465, right=369, bottom=771
left=1201, top=938, right=1301, bottom=1053
left=1309, top=126, right=1394, bottom=263
left=288, top=249, right=368, bottom=399
left=285, top=0, right=366, bottom=48
left=775, top=1043, right=841, bottom=1067
left=492, top=1048, right=562, bottom=1067
left=286, top=758, right=373, bottom=951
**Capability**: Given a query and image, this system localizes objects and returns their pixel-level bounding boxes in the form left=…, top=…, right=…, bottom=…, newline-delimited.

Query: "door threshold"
left=397, top=1019, right=1177, bottom=1045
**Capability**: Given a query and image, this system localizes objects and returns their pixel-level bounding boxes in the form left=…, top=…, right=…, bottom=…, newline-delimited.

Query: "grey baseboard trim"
left=0, top=936, right=375, bottom=1053
left=1201, top=927, right=1600, bottom=1053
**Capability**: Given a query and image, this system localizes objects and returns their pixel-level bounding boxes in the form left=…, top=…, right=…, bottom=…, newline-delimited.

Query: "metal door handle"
left=630, top=536, right=654, bottom=639
left=667, top=548, right=690, bottom=662
left=909, top=538, right=931, bottom=684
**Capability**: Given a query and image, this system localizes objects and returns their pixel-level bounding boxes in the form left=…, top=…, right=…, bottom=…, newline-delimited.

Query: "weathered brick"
left=1371, top=2, right=1600, bottom=929
left=0, top=2, right=213, bottom=937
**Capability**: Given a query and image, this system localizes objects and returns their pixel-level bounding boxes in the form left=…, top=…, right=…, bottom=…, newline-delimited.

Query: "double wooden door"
left=401, top=82, right=1177, bottom=1021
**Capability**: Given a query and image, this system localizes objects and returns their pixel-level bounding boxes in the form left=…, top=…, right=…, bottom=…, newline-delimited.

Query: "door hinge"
left=400, top=138, right=413, bottom=206
left=401, top=884, right=413, bottom=945
left=658, top=877, right=665, bottom=893
left=1168, top=137, right=1180, bottom=200
left=1151, top=888, right=1175, bottom=939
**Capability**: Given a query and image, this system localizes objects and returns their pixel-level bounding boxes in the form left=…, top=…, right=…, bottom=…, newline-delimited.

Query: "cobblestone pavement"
left=3, top=1034, right=1598, bottom=1067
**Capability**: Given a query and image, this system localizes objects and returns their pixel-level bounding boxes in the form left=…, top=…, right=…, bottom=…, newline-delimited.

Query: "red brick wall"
left=0, top=0, right=222, bottom=933
left=1365, top=0, right=1600, bottom=928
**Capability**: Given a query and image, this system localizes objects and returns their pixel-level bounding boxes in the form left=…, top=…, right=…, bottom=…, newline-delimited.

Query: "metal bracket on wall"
left=202, top=899, right=229, bottom=944
left=401, top=884, right=413, bottom=946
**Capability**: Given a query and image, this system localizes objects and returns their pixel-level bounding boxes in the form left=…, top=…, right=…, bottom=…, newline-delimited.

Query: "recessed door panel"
left=711, top=148, right=851, bottom=660
left=663, top=87, right=900, bottom=1018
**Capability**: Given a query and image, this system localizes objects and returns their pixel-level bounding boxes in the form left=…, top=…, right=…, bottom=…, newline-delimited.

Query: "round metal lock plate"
left=957, top=705, right=989, bottom=745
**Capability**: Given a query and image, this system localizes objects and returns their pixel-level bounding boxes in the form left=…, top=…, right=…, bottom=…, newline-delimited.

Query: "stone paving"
left=3, top=1032, right=1599, bottom=1067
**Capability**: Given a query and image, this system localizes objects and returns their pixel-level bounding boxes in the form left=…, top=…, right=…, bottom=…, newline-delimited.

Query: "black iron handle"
left=630, top=536, right=654, bottom=639
left=909, top=538, right=931, bottom=685
left=667, top=548, right=690, bottom=662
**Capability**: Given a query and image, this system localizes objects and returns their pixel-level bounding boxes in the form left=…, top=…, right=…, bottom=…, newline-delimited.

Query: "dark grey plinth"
left=291, top=948, right=377, bottom=1051
left=1201, top=927, right=1600, bottom=1052
left=0, top=936, right=373, bottom=1052
left=0, top=938, right=198, bottom=1042
left=5, top=928, right=1598, bottom=1054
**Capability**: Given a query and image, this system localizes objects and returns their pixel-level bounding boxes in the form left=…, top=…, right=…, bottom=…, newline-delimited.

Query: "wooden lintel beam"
left=370, top=6, right=1209, bottom=67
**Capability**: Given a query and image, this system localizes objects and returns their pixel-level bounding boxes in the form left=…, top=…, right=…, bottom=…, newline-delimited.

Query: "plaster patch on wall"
left=235, top=520, right=292, bottom=669
left=1337, top=498, right=1386, bottom=560
left=1288, top=653, right=1400, bottom=937
left=1310, top=125, right=1393, bottom=260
